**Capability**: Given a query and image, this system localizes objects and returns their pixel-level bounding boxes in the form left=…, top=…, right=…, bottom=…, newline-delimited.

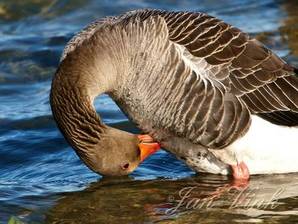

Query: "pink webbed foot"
left=230, top=161, right=250, bottom=188
left=231, top=161, right=250, bottom=180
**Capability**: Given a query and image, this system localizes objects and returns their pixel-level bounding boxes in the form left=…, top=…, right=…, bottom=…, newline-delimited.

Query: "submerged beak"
left=138, top=135, right=161, bottom=162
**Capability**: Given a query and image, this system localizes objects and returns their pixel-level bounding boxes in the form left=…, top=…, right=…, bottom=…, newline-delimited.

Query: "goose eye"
left=122, top=163, right=130, bottom=170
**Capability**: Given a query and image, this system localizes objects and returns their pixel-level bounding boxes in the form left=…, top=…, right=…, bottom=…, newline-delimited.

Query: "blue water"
left=1, top=0, right=298, bottom=223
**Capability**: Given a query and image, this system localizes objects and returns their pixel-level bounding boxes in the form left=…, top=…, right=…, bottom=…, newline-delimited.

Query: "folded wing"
left=110, top=10, right=298, bottom=149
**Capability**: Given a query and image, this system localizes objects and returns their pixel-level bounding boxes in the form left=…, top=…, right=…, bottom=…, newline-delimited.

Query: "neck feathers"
left=50, top=21, right=127, bottom=157
left=50, top=57, right=107, bottom=154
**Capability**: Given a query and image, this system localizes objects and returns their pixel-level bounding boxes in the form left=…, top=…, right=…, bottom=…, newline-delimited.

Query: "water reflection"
left=46, top=174, right=298, bottom=223
left=0, top=0, right=88, bottom=22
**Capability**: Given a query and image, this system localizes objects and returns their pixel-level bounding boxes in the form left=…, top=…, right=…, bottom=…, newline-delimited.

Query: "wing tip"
left=258, top=111, right=298, bottom=126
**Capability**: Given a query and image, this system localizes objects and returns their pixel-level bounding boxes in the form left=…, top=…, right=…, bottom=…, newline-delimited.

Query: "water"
left=0, top=0, right=298, bottom=223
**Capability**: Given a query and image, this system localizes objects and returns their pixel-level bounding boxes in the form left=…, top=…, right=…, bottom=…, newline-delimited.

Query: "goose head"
left=83, top=128, right=161, bottom=176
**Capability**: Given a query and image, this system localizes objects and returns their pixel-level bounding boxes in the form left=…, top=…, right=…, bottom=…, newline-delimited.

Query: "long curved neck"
left=50, top=45, right=119, bottom=157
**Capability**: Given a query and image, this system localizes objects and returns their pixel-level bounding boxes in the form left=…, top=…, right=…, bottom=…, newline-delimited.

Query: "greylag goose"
left=50, top=9, right=298, bottom=179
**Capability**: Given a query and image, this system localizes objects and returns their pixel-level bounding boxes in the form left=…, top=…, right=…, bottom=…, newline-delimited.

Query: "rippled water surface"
left=1, top=0, right=298, bottom=223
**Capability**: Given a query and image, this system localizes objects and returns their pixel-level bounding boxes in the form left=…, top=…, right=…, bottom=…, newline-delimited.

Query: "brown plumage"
left=50, top=9, right=298, bottom=177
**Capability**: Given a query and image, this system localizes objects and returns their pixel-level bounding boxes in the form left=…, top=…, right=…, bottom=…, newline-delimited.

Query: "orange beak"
left=139, top=142, right=161, bottom=162
left=138, top=134, right=161, bottom=162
